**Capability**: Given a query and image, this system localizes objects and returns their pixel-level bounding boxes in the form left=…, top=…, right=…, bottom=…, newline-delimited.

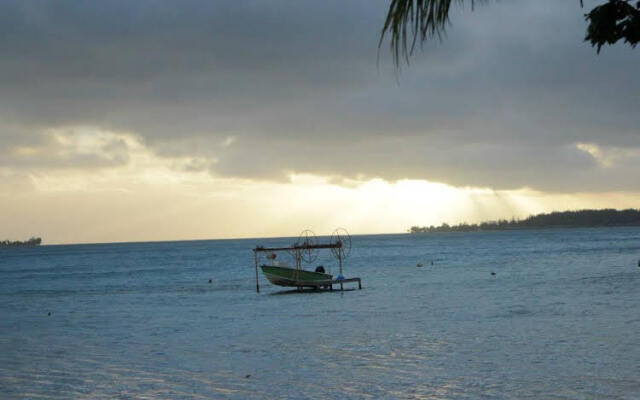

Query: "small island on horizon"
left=0, top=237, right=42, bottom=247
left=409, top=209, right=640, bottom=233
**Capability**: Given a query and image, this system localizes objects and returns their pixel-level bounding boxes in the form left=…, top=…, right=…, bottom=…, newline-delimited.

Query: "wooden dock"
left=292, top=277, right=362, bottom=291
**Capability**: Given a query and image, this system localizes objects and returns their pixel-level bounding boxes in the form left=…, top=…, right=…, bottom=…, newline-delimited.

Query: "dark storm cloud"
left=0, top=0, right=638, bottom=191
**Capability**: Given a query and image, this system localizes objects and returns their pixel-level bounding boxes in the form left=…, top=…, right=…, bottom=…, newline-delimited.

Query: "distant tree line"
left=409, top=209, right=640, bottom=233
left=0, top=237, right=42, bottom=247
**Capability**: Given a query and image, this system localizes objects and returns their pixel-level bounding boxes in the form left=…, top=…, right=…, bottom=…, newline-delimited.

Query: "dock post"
left=254, top=251, right=260, bottom=293
left=358, top=279, right=361, bottom=290
left=339, top=251, right=343, bottom=291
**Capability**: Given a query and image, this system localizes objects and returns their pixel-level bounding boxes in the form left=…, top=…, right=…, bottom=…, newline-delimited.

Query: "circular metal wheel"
left=330, top=228, right=352, bottom=260
left=296, top=229, right=318, bottom=263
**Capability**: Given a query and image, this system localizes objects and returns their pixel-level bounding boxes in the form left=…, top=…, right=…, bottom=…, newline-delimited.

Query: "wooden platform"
left=292, top=277, right=362, bottom=291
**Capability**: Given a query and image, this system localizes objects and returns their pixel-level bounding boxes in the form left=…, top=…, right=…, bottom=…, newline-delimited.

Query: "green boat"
left=252, top=229, right=358, bottom=292
left=260, top=265, right=332, bottom=288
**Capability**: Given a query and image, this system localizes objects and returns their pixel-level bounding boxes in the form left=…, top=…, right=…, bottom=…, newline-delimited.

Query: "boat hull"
left=260, top=265, right=332, bottom=288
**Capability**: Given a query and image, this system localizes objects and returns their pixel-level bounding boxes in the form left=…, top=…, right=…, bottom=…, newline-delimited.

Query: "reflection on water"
left=1, top=228, right=640, bottom=398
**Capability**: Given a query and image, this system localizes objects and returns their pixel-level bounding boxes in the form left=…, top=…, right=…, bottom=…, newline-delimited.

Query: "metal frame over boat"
left=252, top=229, right=361, bottom=292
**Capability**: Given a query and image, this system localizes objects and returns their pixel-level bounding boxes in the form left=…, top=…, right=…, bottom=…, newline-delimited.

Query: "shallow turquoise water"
left=1, top=228, right=640, bottom=399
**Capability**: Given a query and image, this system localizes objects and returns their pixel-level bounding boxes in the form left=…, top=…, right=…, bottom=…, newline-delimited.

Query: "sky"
left=1, top=0, right=639, bottom=244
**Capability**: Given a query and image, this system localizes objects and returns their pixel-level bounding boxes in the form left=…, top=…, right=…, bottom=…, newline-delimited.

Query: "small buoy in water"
left=637, top=259, right=640, bottom=267
left=208, top=279, right=212, bottom=283
left=431, top=260, right=434, bottom=266
left=491, top=272, right=496, bottom=276
left=416, top=262, right=424, bottom=268
left=245, top=374, right=251, bottom=379
left=47, top=312, right=51, bottom=316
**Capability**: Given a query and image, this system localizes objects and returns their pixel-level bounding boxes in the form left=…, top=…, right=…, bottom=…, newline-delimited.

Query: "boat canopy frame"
left=252, top=240, right=345, bottom=293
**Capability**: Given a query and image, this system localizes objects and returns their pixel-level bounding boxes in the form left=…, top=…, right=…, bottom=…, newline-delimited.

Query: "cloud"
left=0, top=0, right=638, bottom=191
left=1, top=127, right=130, bottom=169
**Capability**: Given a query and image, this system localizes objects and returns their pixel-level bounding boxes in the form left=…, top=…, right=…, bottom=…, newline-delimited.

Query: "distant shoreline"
left=409, top=209, right=640, bottom=233
left=0, top=237, right=42, bottom=247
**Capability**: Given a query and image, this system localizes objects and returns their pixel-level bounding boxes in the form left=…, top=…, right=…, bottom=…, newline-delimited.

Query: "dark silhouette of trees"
left=381, top=0, right=640, bottom=64
left=585, top=0, right=640, bottom=52
left=0, top=237, right=42, bottom=247
left=409, top=209, right=640, bottom=233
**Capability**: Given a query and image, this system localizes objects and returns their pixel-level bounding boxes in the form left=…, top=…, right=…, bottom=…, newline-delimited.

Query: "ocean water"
left=1, top=228, right=640, bottom=399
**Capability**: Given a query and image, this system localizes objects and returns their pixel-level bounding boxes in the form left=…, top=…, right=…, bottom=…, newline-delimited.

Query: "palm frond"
left=379, top=0, right=639, bottom=65
left=379, top=0, right=476, bottom=65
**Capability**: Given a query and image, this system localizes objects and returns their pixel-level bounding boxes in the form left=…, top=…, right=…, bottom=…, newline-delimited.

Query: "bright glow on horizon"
left=2, top=127, right=640, bottom=244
